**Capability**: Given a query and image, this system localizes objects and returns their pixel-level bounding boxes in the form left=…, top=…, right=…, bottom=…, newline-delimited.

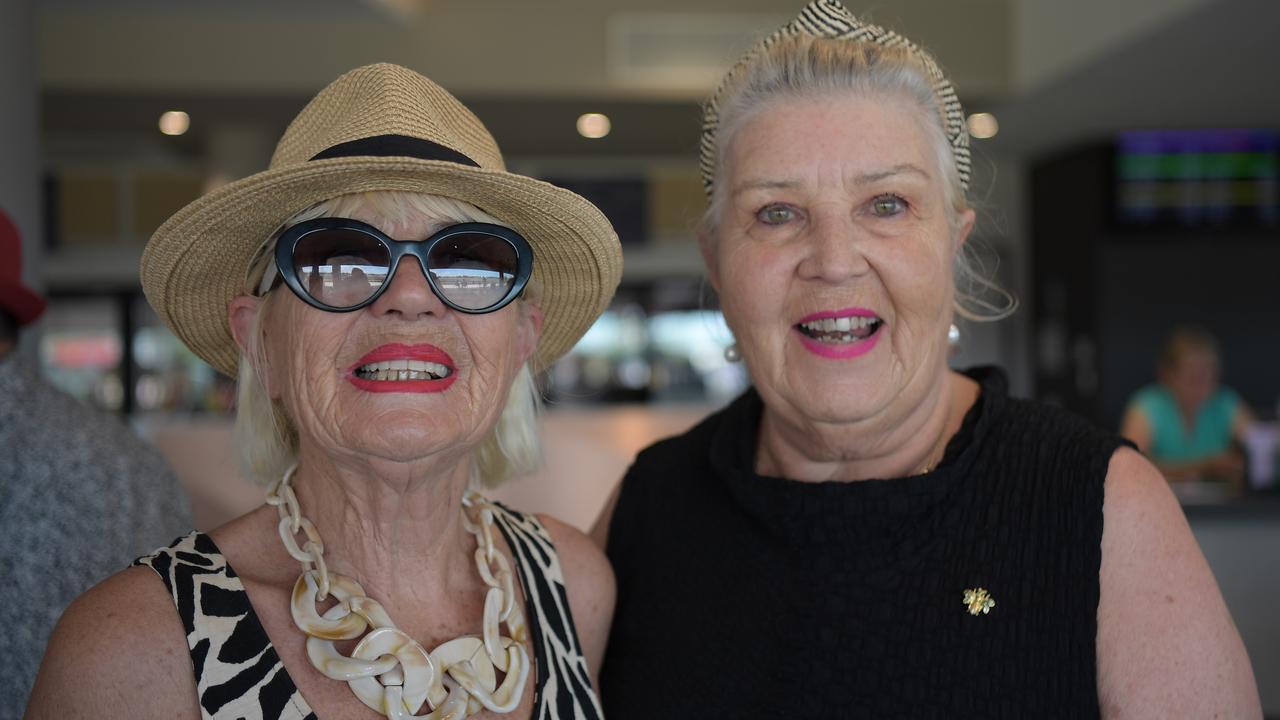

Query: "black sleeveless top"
left=601, top=368, right=1128, bottom=719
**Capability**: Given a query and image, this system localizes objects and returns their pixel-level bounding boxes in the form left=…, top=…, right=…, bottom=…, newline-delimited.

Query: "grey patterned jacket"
left=0, top=351, right=192, bottom=719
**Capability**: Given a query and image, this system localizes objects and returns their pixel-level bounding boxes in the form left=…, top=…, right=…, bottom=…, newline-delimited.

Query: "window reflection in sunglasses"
left=427, top=237, right=517, bottom=309
left=299, top=261, right=388, bottom=307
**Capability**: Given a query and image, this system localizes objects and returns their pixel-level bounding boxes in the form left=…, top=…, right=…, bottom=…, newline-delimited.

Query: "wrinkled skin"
left=234, top=204, right=541, bottom=485
left=704, top=92, right=974, bottom=478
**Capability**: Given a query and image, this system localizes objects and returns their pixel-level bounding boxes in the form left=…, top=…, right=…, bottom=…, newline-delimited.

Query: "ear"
left=227, top=294, right=261, bottom=354
left=697, top=228, right=722, bottom=294
left=953, top=207, right=977, bottom=252
left=516, top=302, right=545, bottom=366
left=227, top=294, right=276, bottom=395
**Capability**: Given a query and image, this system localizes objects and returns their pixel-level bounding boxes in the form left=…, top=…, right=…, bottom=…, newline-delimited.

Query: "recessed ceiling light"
left=159, top=111, right=190, bottom=136
left=966, top=112, right=998, bottom=140
left=576, top=113, right=611, bottom=139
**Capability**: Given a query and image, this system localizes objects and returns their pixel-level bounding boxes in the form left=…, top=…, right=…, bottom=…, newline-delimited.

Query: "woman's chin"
left=804, top=395, right=886, bottom=425
left=336, top=419, right=472, bottom=465
left=770, top=376, right=892, bottom=426
left=351, top=437, right=466, bottom=466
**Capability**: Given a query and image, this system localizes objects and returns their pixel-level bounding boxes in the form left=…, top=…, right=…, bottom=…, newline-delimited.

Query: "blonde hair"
left=234, top=190, right=543, bottom=488
left=1159, top=326, right=1220, bottom=373
left=702, top=34, right=1016, bottom=321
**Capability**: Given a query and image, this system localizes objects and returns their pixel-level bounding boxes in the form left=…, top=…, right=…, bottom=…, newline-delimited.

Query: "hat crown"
left=269, top=63, right=506, bottom=172
left=144, top=63, right=621, bottom=379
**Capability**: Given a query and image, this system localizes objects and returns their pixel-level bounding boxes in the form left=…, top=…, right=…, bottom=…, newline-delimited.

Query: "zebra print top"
left=135, top=502, right=603, bottom=720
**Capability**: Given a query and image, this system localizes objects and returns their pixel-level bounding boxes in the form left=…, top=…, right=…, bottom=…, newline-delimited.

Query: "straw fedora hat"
left=141, top=63, right=621, bottom=377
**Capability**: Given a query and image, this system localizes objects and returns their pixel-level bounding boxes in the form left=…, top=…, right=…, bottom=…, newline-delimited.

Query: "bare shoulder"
left=535, top=514, right=616, bottom=677
left=25, top=566, right=200, bottom=719
left=536, top=514, right=616, bottom=597
left=1096, top=447, right=1260, bottom=719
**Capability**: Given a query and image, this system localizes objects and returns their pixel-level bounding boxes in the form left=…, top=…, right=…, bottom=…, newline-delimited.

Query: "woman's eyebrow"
left=731, top=178, right=801, bottom=196
left=853, top=163, right=930, bottom=184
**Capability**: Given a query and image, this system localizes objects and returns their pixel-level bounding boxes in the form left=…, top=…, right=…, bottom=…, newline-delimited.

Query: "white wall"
left=1013, top=0, right=1211, bottom=92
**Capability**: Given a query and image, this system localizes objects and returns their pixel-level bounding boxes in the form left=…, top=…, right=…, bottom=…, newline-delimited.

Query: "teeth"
left=801, top=316, right=878, bottom=332
left=799, top=315, right=882, bottom=344
left=357, top=359, right=451, bottom=381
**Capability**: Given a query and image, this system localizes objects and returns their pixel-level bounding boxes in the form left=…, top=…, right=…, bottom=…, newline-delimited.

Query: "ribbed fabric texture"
left=601, top=367, right=1125, bottom=719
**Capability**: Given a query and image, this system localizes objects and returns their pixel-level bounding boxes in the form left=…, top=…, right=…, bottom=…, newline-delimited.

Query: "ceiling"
left=37, top=0, right=1012, bottom=98
left=32, top=0, right=1280, bottom=179
left=36, top=0, right=1011, bottom=166
left=22, top=0, right=1279, bottom=295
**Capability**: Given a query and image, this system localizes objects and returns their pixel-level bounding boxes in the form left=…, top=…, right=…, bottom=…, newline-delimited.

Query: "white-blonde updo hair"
left=702, top=34, right=1015, bottom=320
left=234, top=190, right=543, bottom=488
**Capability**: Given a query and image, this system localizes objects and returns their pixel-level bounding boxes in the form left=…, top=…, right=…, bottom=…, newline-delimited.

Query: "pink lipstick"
left=345, top=343, right=457, bottom=393
left=794, top=307, right=883, bottom=360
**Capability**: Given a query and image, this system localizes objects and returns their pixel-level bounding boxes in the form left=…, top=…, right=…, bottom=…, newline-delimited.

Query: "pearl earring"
left=724, top=343, right=742, bottom=362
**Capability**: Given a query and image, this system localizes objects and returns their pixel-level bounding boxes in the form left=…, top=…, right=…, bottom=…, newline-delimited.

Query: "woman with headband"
left=29, top=64, right=617, bottom=719
left=594, top=2, right=1260, bottom=716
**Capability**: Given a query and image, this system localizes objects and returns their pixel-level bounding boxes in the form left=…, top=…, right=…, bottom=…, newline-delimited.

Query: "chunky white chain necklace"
left=265, top=465, right=529, bottom=719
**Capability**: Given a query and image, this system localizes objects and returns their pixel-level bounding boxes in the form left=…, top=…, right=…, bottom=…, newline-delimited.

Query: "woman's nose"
left=368, top=256, right=447, bottom=319
left=797, top=214, right=871, bottom=283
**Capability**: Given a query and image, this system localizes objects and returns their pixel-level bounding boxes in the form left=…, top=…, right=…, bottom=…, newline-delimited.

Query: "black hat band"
left=310, top=134, right=480, bottom=167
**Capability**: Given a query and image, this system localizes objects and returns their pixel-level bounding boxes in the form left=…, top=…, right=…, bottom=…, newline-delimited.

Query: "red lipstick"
left=344, top=343, right=457, bottom=393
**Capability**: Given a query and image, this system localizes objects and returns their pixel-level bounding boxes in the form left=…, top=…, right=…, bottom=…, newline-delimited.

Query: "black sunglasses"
left=273, top=217, right=533, bottom=314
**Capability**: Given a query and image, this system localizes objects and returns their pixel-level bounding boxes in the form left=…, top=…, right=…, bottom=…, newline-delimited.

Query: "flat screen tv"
left=1115, top=128, right=1278, bottom=228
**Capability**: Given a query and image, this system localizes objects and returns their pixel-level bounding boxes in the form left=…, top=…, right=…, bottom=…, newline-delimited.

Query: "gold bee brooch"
left=963, top=587, right=995, bottom=616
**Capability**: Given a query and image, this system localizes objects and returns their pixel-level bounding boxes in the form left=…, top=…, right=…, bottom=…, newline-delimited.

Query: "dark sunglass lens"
left=427, top=233, right=519, bottom=310
left=292, top=229, right=390, bottom=308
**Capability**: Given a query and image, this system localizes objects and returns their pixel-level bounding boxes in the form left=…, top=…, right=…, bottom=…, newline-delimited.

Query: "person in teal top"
left=1121, top=327, right=1254, bottom=489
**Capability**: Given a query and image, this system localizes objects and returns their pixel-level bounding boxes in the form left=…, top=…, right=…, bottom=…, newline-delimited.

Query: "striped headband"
left=699, top=0, right=971, bottom=196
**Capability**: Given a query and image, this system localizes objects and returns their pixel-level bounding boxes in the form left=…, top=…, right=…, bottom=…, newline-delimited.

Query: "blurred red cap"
left=0, top=208, right=46, bottom=326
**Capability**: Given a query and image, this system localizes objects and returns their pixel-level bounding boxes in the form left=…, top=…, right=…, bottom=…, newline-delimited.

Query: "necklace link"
left=271, top=464, right=528, bottom=718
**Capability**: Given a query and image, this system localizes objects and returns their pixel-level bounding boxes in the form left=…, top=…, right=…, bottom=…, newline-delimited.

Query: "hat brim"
left=141, top=157, right=621, bottom=377
left=0, top=283, right=46, bottom=326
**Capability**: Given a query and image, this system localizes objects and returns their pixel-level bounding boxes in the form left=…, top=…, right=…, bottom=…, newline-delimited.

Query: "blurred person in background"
left=1121, top=326, right=1254, bottom=490
left=27, top=64, right=617, bottom=719
left=592, top=2, right=1260, bottom=717
left=0, top=207, right=191, bottom=718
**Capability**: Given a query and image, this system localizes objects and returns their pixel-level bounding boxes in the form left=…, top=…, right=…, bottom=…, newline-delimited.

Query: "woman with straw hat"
left=593, top=2, right=1259, bottom=717
left=29, top=63, right=617, bottom=720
